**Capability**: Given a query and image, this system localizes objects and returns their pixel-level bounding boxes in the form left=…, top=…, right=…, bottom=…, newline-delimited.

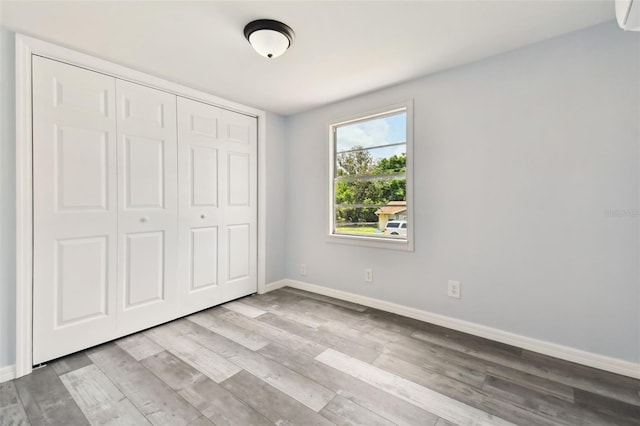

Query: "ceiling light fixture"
left=244, top=19, right=295, bottom=59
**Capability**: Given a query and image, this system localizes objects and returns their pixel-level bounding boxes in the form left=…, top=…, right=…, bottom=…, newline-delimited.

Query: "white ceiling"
left=1, top=1, right=614, bottom=115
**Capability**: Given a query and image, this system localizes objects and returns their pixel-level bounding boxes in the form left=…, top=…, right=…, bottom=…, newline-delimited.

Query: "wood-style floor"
left=1, top=287, right=639, bottom=426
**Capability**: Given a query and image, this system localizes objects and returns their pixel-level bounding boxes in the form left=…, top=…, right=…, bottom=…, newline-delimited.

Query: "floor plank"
left=227, top=348, right=335, bottom=412
left=319, top=394, right=395, bottom=426
left=383, top=338, right=488, bottom=388
left=220, top=370, right=335, bottom=426
left=140, top=351, right=205, bottom=391
left=271, top=292, right=377, bottom=332
left=258, top=312, right=380, bottom=363
left=221, top=300, right=267, bottom=318
left=316, top=348, right=516, bottom=426
left=188, top=309, right=271, bottom=351
left=216, top=309, right=327, bottom=358
left=178, top=376, right=273, bottom=426
left=482, top=375, right=631, bottom=426
left=521, top=350, right=640, bottom=407
left=166, top=315, right=336, bottom=412
left=372, top=353, right=488, bottom=406
left=0, top=381, right=30, bottom=426
left=50, top=352, right=93, bottom=376
left=187, top=416, right=215, bottom=426
left=116, top=334, right=164, bottom=361
left=258, top=342, right=441, bottom=426
left=59, top=364, right=150, bottom=425
left=385, top=332, right=575, bottom=403
left=145, top=325, right=242, bottom=383
left=14, top=366, right=88, bottom=426
left=278, top=287, right=367, bottom=312
left=372, top=352, right=567, bottom=426
left=573, top=388, right=640, bottom=426
left=88, top=345, right=201, bottom=426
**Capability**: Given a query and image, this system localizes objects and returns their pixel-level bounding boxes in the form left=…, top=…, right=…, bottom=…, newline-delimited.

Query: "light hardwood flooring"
left=1, top=287, right=639, bottom=425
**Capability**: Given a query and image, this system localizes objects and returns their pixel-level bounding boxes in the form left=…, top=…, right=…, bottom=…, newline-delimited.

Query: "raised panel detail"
left=56, top=237, right=108, bottom=327
left=124, top=232, right=164, bottom=308
left=122, top=96, right=165, bottom=128
left=227, top=123, right=250, bottom=144
left=190, top=227, right=218, bottom=291
left=190, top=114, right=217, bottom=138
left=228, top=153, right=250, bottom=206
left=191, top=147, right=218, bottom=207
left=56, top=125, right=108, bottom=211
left=53, top=78, right=109, bottom=117
left=228, top=224, right=250, bottom=281
left=125, top=136, right=164, bottom=208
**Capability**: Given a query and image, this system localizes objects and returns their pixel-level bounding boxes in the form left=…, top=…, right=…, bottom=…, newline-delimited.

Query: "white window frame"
left=327, top=100, right=414, bottom=251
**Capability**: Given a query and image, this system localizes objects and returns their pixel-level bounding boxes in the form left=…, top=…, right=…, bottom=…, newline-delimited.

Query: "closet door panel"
left=56, top=126, right=109, bottom=210
left=191, top=227, right=218, bottom=289
left=124, top=231, right=165, bottom=307
left=32, top=56, right=118, bottom=364
left=228, top=153, right=250, bottom=207
left=227, top=224, right=250, bottom=281
left=124, top=135, right=165, bottom=208
left=55, top=236, right=109, bottom=325
left=220, top=109, right=257, bottom=302
left=177, top=97, right=223, bottom=314
left=116, top=80, right=178, bottom=334
left=191, top=146, right=219, bottom=206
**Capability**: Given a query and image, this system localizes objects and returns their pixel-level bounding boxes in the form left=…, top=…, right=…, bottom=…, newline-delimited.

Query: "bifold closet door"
left=32, top=56, right=118, bottom=364
left=177, top=98, right=223, bottom=314
left=177, top=98, right=257, bottom=310
left=219, top=108, right=257, bottom=302
left=115, top=80, right=178, bottom=334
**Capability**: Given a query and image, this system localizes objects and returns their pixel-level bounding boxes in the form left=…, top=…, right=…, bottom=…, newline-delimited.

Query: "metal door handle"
left=200, top=214, right=207, bottom=219
left=140, top=216, right=149, bottom=223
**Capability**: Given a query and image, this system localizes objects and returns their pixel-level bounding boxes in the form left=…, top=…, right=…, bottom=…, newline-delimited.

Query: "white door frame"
left=15, top=34, right=268, bottom=378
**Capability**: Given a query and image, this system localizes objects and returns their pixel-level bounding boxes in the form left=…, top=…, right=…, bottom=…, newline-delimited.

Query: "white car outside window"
left=384, top=220, right=407, bottom=236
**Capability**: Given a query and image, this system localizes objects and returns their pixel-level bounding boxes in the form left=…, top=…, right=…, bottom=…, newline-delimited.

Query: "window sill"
left=326, top=233, right=414, bottom=251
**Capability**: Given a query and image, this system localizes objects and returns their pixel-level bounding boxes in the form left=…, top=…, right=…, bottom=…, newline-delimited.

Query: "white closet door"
left=219, top=109, right=258, bottom=302
left=32, top=56, right=118, bottom=364
left=116, top=80, right=178, bottom=334
left=177, top=97, right=224, bottom=314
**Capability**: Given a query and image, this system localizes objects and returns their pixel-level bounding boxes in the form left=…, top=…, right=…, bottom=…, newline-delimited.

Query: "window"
left=329, top=102, right=413, bottom=250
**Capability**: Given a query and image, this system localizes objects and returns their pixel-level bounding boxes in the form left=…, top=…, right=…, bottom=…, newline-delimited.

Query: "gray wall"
left=0, top=27, right=16, bottom=368
left=284, top=22, right=640, bottom=363
left=265, top=111, right=287, bottom=284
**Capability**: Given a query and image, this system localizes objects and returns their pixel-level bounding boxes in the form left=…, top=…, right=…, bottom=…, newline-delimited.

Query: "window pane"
left=330, top=104, right=410, bottom=245
left=336, top=111, right=406, bottom=152
left=335, top=178, right=406, bottom=205
left=336, top=146, right=406, bottom=178
left=335, top=207, right=408, bottom=239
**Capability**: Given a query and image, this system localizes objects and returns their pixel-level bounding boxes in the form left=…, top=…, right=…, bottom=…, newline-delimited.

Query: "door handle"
left=200, top=214, right=207, bottom=219
left=140, top=216, right=149, bottom=223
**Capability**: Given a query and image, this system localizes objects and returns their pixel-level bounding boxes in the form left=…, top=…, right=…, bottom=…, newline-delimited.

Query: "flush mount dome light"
left=244, top=19, right=294, bottom=58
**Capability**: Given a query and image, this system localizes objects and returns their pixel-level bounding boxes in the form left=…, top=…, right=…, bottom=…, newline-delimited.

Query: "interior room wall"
left=0, top=27, right=17, bottom=369
left=265, top=111, right=287, bottom=284
left=284, top=22, right=640, bottom=363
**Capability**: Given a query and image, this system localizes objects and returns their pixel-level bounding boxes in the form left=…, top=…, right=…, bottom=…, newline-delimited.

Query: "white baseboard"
left=265, top=279, right=640, bottom=380
left=0, top=364, right=16, bottom=383
left=263, top=279, right=288, bottom=293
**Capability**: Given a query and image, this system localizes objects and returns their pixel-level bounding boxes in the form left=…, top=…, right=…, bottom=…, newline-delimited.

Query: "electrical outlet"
left=365, top=268, right=373, bottom=283
left=300, top=263, right=307, bottom=276
left=448, top=280, right=461, bottom=299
